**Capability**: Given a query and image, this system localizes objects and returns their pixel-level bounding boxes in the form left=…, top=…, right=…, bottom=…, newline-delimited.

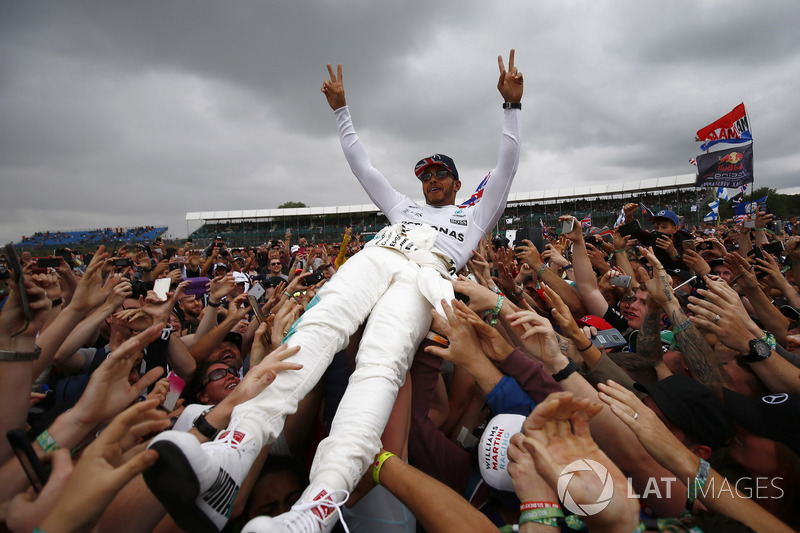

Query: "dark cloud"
left=2, top=1, right=799, bottom=243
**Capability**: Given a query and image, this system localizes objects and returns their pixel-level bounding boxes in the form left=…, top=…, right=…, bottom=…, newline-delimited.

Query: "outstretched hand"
left=497, top=49, right=523, bottom=103
left=322, top=63, right=347, bottom=110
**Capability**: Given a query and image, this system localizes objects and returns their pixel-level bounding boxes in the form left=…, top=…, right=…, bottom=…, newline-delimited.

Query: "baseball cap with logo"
left=649, top=210, right=680, bottom=226
left=478, top=413, right=525, bottom=491
left=414, top=154, right=459, bottom=181
left=722, top=389, right=800, bottom=455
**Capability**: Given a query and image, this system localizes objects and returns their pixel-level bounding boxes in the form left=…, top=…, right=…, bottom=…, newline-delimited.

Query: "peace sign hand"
left=322, top=63, right=347, bottom=110
left=497, top=49, right=523, bottom=103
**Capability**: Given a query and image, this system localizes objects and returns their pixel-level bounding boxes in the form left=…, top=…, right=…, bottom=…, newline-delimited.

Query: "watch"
left=743, top=339, right=772, bottom=363
left=193, top=412, right=220, bottom=440
left=552, top=358, right=579, bottom=382
left=502, top=102, right=522, bottom=110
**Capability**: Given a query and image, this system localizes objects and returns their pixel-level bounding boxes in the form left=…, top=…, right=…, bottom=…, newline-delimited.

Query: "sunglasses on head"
left=201, top=366, right=237, bottom=388
left=418, top=170, right=452, bottom=182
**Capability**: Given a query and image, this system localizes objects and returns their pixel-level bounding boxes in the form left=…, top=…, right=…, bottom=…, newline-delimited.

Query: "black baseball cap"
left=414, top=154, right=459, bottom=181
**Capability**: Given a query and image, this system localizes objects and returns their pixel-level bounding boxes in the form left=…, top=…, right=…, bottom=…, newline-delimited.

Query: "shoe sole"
left=144, top=440, right=221, bottom=533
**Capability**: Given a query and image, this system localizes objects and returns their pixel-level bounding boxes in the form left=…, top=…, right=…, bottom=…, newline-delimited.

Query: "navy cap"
left=414, top=154, right=459, bottom=181
left=649, top=210, right=680, bottom=226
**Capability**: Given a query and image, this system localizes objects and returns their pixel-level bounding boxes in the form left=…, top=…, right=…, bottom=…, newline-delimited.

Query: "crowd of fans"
left=1, top=201, right=799, bottom=533
left=18, top=226, right=166, bottom=249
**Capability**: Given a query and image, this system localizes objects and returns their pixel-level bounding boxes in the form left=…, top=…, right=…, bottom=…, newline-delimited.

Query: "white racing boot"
left=242, top=485, right=350, bottom=533
left=143, top=424, right=260, bottom=532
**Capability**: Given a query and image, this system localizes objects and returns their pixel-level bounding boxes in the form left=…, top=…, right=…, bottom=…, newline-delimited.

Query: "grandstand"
left=187, top=174, right=707, bottom=248
left=17, top=226, right=167, bottom=253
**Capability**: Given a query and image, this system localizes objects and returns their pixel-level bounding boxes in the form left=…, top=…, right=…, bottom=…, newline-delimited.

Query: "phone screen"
left=7, top=429, right=49, bottom=492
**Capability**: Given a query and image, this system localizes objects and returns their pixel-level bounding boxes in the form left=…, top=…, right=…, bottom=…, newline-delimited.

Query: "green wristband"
left=35, top=430, right=60, bottom=454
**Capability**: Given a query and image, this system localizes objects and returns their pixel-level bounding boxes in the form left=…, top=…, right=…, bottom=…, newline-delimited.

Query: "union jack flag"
left=733, top=214, right=747, bottom=224
left=580, top=215, right=592, bottom=229
left=458, top=173, right=490, bottom=208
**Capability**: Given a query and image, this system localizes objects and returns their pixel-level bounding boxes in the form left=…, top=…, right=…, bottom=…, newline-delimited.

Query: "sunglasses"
left=201, top=366, right=237, bottom=388
left=418, top=170, right=452, bottom=182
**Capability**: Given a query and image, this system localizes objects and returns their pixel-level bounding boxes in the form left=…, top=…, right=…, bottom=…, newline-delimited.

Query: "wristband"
left=51, top=297, right=63, bottom=307
left=672, top=319, right=692, bottom=333
left=753, top=228, right=766, bottom=232
left=577, top=342, right=594, bottom=352
left=552, top=358, right=579, bottom=382
left=614, top=249, right=626, bottom=254
left=519, top=505, right=564, bottom=527
left=193, top=412, right=220, bottom=441
left=142, top=267, right=153, bottom=272
left=513, top=284, right=524, bottom=297
left=687, top=458, right=710, bottom=505
left=760, top=331, right=777, bottom=350
left=35, top=429, right=60, bottom=453
left=283, top=291, right=292, bottom=299
left=561, top=263, right=573, bottom=271
left=520, top=501, right=560, bottom=511
left=372, top=451, right=396, bottom=485
left=0, top=343, right=42, bottom=361
left=207, top=300, right=221, bottom=308
left=502, top=102, right=522, bottom=110
left=536, top=265, right=546, bottom=279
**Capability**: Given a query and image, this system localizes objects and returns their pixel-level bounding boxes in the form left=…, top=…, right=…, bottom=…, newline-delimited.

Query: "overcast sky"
left=2, top=0, right=799, bottom=244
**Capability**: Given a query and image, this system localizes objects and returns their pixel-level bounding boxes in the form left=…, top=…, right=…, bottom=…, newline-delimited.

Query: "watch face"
left=749, top=340, right=771, bottom=360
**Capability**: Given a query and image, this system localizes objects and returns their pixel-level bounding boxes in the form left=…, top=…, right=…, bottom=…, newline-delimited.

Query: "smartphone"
left=762, top=241, right=785, bottom=256
left=302, top=271, right=325, bottom=287
left=184, top=277, right=210, bottom=296
left=83, top=253, right=94, bottom=266
left=744, top=215, right=756, bottom=229
left=248, top=281, right=266, bottom=301
left=609, top=275, right=632, bottom=288
left=514, top=227, right=544, bottom=253
left=36, top=257, right=61, bottom=268
left=164, top=372, right=185, bottom=412
left=560, top=218, right=575, bottom=235
left=7, top=429, right=49, bottom=492
left=5, top=244, right=32, bottom=320
left=681, top=240, right=696, bottom=253
left=590, top=328, right=628, bottom=350
left=114, top=258, right=133, bottom=268
left=54, top=249, right=74, bottom=269
left=153, top=278, right=171, bottom=301
left=168, top=262, right=182, bottom=271
left=249, top=295, right=265, bottom=325
left=618, top=219, right=641, bottom=237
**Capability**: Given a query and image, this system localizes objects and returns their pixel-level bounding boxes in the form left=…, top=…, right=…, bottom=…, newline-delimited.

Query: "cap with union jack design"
left=414, top=153, right=459, bottom=181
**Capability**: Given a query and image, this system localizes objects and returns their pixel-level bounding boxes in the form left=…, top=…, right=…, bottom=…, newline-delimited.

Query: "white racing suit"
left=228, top=104, right=521, bottom=496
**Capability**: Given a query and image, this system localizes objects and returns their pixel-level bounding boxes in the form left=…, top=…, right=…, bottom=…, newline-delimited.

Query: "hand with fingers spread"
left=507, top=432, right=559, bottom=506
left=467, top=250, right=492, bottom=285
left=635, top=246, right=676, bottom=310
left=425, top=299, right=504, bottom=394
left=322, top=63, right=347, bottom=110
left=753, top=251, right=789, bottom=291
left=520, top=391, right=639, bottom=533
left=37, top=399, right=170, bottom=533
left=723, top=252, right=758, bottom=291
left=209, top=273, right=236, bottom=304
left=497, top=49, right=523, bottom=103
left=0, top=278, right=52, bottom=346
left=270, top=299, right=301, bottom=353
left=70, top=324, right=166, bottom=428
left=687, top=276, right=761, bottom=354
left=505, top=307, right=565, bottom=371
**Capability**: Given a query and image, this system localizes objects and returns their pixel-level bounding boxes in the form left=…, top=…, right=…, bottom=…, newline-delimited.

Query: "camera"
left=492, top=235, right=510, bottom=249
left=129, top=279, right=153, bottom=299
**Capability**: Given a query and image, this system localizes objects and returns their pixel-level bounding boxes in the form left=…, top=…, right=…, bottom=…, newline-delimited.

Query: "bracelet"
left=753, top=228, right=766, bottom=232
left=51, top=297, right=63, bottom=307
left=35, top=429, right=60, bottom=453
left=577, top=342, right=594, bottom=352
left=520, top=501, right=561, bottom=511
left=519, top=505, right=564, bottom=527
left=614, top=249, right=626, bottom=254
left=561, top=263, right=573, bottom=271
left=513, top=284, right=524, bottom=297
left=502, top=102, right=522, bottom=110
left=0, top=343, right=42, bottom=361
left=372, top=451, right=396, bottom=485
left=536, top=265, right=546, bottom=279
left=672, top=319, right=692, bottom=333
left=283, top=291, right=292, bottom=299
left=687, top=458, right=711, bottom=505
left=207, top=300, right=221, bottom=308
left=760, top=331, right=777, bottom=350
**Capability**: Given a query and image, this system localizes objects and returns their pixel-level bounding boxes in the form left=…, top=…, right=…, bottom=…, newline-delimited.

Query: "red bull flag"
left=696, top=103, right=752, bottom=151
left=695, top=144, right=754, bottom=188
left=580, top=215, right=592, bottom=229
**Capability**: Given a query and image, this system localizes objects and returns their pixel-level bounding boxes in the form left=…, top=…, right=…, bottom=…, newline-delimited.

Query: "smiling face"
left=210, top=341, right=242, bottom=370
left=420, top=164, right=461, bottom=207
left=197, top=362, right=239, bottom=405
